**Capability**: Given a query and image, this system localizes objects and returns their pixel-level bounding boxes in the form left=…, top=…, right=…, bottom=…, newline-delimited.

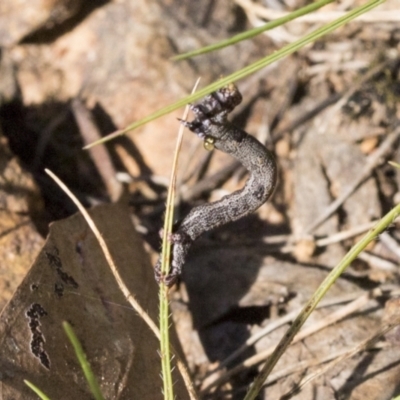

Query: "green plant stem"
left=159, top=194, right=174, bottom=400
left=159, top=285, right=174, bottom=400
left=244, top=201, right=400, bottom=400
left=84, top=0, right=385, bottom=149
left=172, top=0, right=335, bottom=61
left=158, top=87, right=196, bottom=399
left=24, top=380, right=51, bottom=400
left=157, top=107, right=176, bottom=400
left=63, top=322, right=105, bottom=400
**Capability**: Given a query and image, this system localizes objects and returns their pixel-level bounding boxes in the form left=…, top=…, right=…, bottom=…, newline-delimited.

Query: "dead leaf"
left=0, top=202, right=187, bottom=399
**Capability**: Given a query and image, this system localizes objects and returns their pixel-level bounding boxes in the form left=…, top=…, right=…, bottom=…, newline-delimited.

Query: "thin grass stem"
left=63, top=322, right=105, bottom=400
left=158, top=79, right=200, bottom=400
left=24, top=380, right=51, bottom=400
left=84, top=0, right=385, bottom=149
left=172, top=0, right=335, bottom=60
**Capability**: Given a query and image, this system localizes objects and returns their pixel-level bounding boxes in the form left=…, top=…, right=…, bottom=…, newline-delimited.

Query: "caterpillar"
left=155, top=84, right=277, bottom=286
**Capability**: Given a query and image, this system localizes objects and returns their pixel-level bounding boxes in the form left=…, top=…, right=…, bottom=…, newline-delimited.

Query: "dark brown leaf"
left=0, top=202, right=187, bottom=399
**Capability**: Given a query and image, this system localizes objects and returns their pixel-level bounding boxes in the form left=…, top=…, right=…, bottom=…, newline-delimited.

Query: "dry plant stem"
left=316, top=61, right=392, bottom=125
left=358, top=251, right=398, bottom=271
left=305, top=129, right=400, bottom=233
left=243, top=201, right=400, bottom=400
left=380, top=231, right=400, bottom=259
left=212, top=290, right=368, bottom=372
left=269, top=74, right=298, bottom=133
left=114, top=145, right=138, bottom=175
left=85, top=0, right=385, bottom=149
left=236, top=0, right=398, bottom=23
left=44, top=169, right=198, bottom=400
left=274, top=220, right=379, bottom=254
left=313, top=221, right=378, bottom=247
left=201, top=290, right=377, bottom=394
left=179, top=141, right=210, bottom=185
left=265, top=347, right=364, bottom=386
left=282, top=316, right=400, bottom=398
left=261, top=221, right=378, bottom=247
left=181, top=160, right=241, bottom=201
left=274, top=60, right=389, bottom=141
left=71, top=98, right=122, bottom=202
left=45, top=170, right=158, bottom=332
left=273, top=92, right=342, bottom=141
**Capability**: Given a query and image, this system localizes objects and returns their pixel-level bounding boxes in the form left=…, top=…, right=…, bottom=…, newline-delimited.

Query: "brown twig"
left=200, top=287, right=391, bottom=394
left=71, top=98, right=122, bottom=202
left=236, top=0, right=400, bottom=23
left=273, top=60, right=390, bottom=142
left=380, top=232, right=400, bottom=259
left=208, top=291, right=366, bottom=373
left=305, top=129, right=400, bottom=233
left=181, top=160, right=241, bottom=201
left=281, top=316, right=400, bottom=398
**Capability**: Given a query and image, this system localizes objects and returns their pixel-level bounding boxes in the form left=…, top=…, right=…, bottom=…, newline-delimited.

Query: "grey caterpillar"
left=155, top=84, right=277, bottom=286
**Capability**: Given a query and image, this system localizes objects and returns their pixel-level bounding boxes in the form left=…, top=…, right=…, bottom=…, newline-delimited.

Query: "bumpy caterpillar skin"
left=155, top=84, right=277, bottom=286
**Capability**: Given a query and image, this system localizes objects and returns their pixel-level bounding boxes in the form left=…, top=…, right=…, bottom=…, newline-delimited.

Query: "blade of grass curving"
left=159, top=79, right=200, bottom=400
left=63, top=322, right=105, bottom=400
left=84, top=0, right=385, bottom=149
left=172, top=0, right=335, bottom=61
left=244, top=200, right=400, bottom=400
left=24, top=380, right=51, bottom=400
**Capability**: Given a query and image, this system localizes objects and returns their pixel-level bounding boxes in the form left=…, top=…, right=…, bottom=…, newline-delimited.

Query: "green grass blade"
left=244, top=200, right=400, bottom=400
left=159, top=283, right=174, bottom=400
left=158, top=84, right=197, bottom=400
left=172, top=0, right=335, bottom=61
left=158, top=182, right=175, bottom=400
left=63, top=322, right=105, bottom=400
left=24, top=380, right=51, bottom=400
left=159, top=265, right=174, bottom=399
left=84, top=0, right=385, bottom=149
